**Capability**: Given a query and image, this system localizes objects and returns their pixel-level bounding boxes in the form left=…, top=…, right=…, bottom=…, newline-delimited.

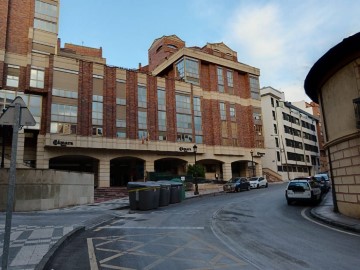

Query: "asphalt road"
left=46, top=183, right=360, bottom=270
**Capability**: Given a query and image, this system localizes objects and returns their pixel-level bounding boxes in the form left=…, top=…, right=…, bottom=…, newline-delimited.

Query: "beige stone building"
left=305, top=32, right=360, bottom=219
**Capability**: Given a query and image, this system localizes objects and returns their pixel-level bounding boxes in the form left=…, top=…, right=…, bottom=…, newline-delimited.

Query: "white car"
left=249, top=176, right=268, bottom=189
left=285, top=179, right=322, bottom=205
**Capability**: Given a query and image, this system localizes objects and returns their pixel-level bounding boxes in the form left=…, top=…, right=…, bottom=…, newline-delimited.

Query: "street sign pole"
left=1, top=103, right=21, bottom=270
left=0, top=96, right=35, bottom=270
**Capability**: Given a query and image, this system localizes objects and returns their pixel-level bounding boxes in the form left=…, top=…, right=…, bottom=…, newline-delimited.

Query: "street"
left=47, top=183, right=360, bottom=270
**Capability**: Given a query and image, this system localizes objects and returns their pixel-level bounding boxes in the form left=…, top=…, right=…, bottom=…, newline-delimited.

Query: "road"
left=47, top=183, right=360, bottom=270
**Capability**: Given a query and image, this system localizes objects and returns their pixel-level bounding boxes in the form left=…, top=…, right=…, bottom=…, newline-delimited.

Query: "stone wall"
left=330, top=136, right=360, bottom=218
left=0, top=169, right=94, bottom=212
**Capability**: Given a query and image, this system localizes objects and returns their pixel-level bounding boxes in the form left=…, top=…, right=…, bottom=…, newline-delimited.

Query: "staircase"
left=263, top=168, right=283, bottom=182
left=94, top=187, right=129, bottom=203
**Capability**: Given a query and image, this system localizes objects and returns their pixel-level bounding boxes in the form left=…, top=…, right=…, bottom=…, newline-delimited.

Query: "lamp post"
left=1, top=125, right=5, bottom=168
left=250, top=150, right=255, bottom=177
left=193, top=144, right=199, bottom=195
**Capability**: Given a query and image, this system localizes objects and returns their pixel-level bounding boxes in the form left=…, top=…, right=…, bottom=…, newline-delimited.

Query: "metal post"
left=250, top=150, right=255, bottom=177
left=2, top=103, right=21, bottom=270
left=1, top=125, right=5, bottom=168
left=193, top=144, right=199, bottom=195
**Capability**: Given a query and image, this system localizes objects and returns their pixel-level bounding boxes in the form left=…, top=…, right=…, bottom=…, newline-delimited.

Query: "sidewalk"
left=0, top=184, right=359, bottom=270
left=310, top=191, right=360, bottom=233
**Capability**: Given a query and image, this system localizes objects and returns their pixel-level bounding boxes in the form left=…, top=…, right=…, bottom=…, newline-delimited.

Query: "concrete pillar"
left=35, top=135, right=49, bottom=169
left=222, top=162, right=232, bottom=181
left=144, top=158, right=154, bottom=180
left=16, top=130, right=25, bottom=165
left=98, top=159, right=110, bottom=187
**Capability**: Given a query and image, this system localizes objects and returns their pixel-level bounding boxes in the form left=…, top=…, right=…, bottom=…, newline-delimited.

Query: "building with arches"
left=0, top=0, right=265, bottom=191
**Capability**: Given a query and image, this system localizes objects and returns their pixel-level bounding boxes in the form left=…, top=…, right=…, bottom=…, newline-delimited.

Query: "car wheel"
left=235, top=187, right=239, bottom=192
left=265, top=183, right=268, bottom=188
left=257, top=184, right=260, bottom=189
left=287, top=199, right=292, bottom=205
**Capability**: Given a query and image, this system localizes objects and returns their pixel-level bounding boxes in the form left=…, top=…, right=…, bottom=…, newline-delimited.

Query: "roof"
left=304, top=32, right=360, bottom=103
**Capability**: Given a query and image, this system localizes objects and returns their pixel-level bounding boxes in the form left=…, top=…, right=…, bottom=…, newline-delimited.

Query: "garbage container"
left=170, top=178, right=185, bottom=201
left=127, top=182, right=160, bottom=211
left=157, top=181, right=171, bottom=207
left=168, top=180, right=183, bottom=204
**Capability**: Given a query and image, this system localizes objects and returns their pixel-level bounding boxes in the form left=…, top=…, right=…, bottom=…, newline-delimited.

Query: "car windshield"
left=288, top=182, right=309, bottom=191
left=250, top=177, right=259, bottom=181
left=228, top=178, right=239, bottom=183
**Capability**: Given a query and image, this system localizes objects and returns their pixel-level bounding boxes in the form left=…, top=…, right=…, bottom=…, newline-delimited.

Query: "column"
left=144, top=158, right=154, bottom=181
left=35, top=135, right=49, bottom=169
left=222, top=162, right=232, bottom=181
left=98, top=159, right=110, bottom=187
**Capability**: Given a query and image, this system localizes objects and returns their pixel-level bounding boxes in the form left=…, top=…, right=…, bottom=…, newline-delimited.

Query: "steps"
left=94, top=187, right=129, bottom=203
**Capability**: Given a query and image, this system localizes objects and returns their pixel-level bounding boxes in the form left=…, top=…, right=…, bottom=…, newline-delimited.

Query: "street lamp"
left=250, top=150, right=255, bottom=177
left=193, top=144, right=199, bottom=195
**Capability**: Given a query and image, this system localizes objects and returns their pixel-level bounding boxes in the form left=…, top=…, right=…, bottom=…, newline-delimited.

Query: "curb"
left=35, top=226, right=85, bottom=270
left=310, top=208, right=360, bottom=234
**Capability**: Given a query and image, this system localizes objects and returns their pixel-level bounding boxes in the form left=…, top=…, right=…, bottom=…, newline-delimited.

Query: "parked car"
left=223, top=177, right=250, bottom=192
left=285, top=179, right=322, bottom=205
left=249, top=176, right=268, bottom=189
left=314, top=173, right=331, bottom=192
left=312, top=176, right=330, bottom=194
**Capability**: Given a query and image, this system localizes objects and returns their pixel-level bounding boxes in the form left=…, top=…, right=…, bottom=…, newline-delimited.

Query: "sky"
left=58, top=0, right=360, bottom=102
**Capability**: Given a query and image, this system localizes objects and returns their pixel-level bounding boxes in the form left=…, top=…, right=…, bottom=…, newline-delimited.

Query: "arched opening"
left=231, top=160, right=255, bottom=178
left=154, top=158, right=187, bottom=175
left=110, top=157, right=145, bottom=187
left=49, top=155, right=99, bottom=186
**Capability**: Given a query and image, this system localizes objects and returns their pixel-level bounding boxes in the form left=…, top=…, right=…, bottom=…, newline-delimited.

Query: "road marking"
left=94, top=226, right=204, bottom=231
left=301, top=208, right=360, bottom=237
left=87, top=238, right=99, bottom=270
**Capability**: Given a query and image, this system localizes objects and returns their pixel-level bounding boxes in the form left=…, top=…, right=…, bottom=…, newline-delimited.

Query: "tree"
left=187, top=164, right=205, bottom=178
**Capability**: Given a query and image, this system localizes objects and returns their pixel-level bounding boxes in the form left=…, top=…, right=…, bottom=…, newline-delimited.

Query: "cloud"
left=221, top=1, right=355, bottom=102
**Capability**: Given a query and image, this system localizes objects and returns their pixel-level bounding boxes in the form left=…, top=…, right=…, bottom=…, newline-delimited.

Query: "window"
left=138, top=111, right=147, bottom=129
left=51, top=103, right=77, bottom=134
left=249, top=76, right=260, bottom=100
left=92, top=95, right=103, bottom=135
left=158, top=89, right=166, bottom=132
left=227, top=70, right=233, bottom=87
left=138, top=85, right=147, bottom=108
left=230, top=105, right=236, bottom=119
left=34, top=18, right=57, bottom=33
left=275, top=137, right=279, bottom=148
left=274, top=124, right=277, bottom=134
left=158, top=111, right=166, bottom=131
left=176, top=94, right=191, bottom=114
left=217, top=67, right=224, bottom=92
left=193, top=97, right=201, bottom=116
left=157, top=89, right=166, bottom=111
left=175, top=57, right=199, bottom=84
left=30, top=69, right=44, bottom=88
left=220, top=102, right=226, bottom=121
left=193, top=97, right=202, bottom=137
left=277, top=151, right=280, bottom=161
left=176, top=114, right=192, bottom=132
left=52, top=89, right=78, bottom=99
left=6, top=65, right=20, bottom=87
left=35, top=0, right=57, bottom=17
left=272, top=111, right=276, bottom=120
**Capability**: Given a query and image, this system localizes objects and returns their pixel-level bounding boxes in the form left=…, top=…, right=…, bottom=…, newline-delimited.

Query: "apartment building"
left=260, top=87, right=320, bottom=180
left=0, top=0, right=264, bottom=188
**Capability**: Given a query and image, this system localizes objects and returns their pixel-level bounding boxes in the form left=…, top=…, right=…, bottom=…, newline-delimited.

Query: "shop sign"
left=179, top=147, right=192, bottom=152
left=53, top=139, right=74, bottom=147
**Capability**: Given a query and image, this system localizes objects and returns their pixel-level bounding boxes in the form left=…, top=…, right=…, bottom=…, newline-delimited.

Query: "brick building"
left=0, top=0, right=264, bottom=188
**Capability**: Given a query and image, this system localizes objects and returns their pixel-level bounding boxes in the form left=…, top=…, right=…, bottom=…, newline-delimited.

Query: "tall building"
left=0, top=0, right=264, bottom=188
left=260, top=87, right=320, bottom=181
left=292, top=101, right=328, bottom=173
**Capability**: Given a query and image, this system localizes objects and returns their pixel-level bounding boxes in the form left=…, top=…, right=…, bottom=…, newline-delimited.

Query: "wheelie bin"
left=157, top=181, right=171, bottom=207
left=127, top=182, right=160, bottom=210
left=170, top=178, right=185, bottom=202
left=168, top=180, right=183, bottom=204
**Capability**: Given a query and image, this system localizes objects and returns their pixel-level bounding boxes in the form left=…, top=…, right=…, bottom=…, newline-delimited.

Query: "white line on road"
left=94, top=226, right=204, bottom=231
left=87, top=238, right=99, bottom=270
left=301, top=208, right=360, bottom=237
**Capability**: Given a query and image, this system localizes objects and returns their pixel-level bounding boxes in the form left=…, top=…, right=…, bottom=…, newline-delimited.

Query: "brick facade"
left=64, top=43, right=103, bottom=58
left=104, top=66, right=116, bottom=138
left=78, top=61, right=93, bottom=136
